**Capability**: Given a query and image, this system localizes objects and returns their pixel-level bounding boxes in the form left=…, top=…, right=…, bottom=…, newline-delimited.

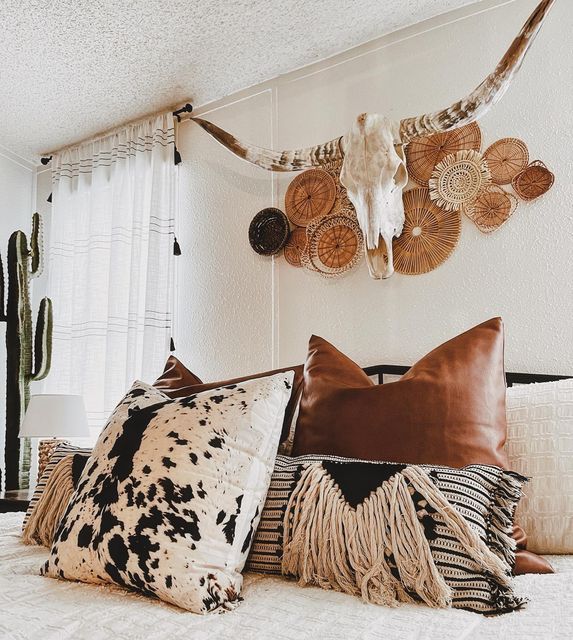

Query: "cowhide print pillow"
left=42, top=373, right=294, bottom=613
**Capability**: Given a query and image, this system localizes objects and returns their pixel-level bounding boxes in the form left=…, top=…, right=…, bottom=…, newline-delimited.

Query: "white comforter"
left=1, top=513, right=571, bottom=640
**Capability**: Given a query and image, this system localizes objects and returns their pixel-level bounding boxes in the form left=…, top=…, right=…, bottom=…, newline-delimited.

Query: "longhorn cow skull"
left=191, top=0, right=555, bottom=279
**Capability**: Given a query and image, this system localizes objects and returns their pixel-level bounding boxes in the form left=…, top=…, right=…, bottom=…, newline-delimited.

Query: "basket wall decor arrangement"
left=483, top=138, right=530, bottom=185
left=405, top=122, right=482, bottom=186
left=248, top=208, right=290, bottom=256
left=429, top=149, right=491, bottom=212
left=389, top=188, right=461, bottom=275
left=247, top=123, right=554, bottom=278
left=465, top=185, right=518, bottom=234
left=512, top=161, right=555, bottom=201
left=285, top=169, right=337, bottom=227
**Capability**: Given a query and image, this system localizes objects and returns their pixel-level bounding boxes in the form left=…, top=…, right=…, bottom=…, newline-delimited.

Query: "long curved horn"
left=192, top=117, right=344, bottom=172
left=399, top=0, right=555, bottom=143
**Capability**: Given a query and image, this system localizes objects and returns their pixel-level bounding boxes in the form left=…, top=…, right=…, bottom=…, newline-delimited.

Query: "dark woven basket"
left=249, top=208, right=290, bottom=256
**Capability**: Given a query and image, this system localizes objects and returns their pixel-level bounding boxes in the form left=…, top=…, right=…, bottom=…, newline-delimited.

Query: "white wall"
left=173, top=0, right=573, bottom=378
left=0, top=146, right=37, bottom=484
left=175, top=90, right=277, bottom=379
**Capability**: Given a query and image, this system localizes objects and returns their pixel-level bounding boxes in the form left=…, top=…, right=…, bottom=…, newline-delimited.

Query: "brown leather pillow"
left=154, top=355, right=303, bottom=444
left=293, top=318, right=508, bottom=466
left=154, top=355, right=203, bottom=392
left=292, top=318, right=553, bottom=575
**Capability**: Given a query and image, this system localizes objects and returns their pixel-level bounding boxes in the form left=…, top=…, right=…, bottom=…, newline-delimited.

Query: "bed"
left=0, top=512, right=571, bottom=640
left=3, top=365, right=571, bottom=639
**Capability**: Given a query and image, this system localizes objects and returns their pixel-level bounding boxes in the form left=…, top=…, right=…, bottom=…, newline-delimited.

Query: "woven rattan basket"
left=301, top=212, right=363, bottom=277
left=465, top=185, right=518, bottom=233
left=483, top=138, right=529, bottom=185
left=285, top=169, right=337, bottom=227
left=405, top=123, right=482, bottom=186
left=320, top=159, right=354, bottom=214
left=248, top=208, right=289, bottom=256
left=390, top=188, right=461, bottom=275
left=512, top=161, right=554, bottom=201
left=429, top=150, right=491, bottom=212
left=283, top=227, right=308, bottom=267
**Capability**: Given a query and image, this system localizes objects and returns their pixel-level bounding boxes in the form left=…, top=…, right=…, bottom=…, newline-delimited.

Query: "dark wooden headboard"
left=362, top=364, right=572, bottom=387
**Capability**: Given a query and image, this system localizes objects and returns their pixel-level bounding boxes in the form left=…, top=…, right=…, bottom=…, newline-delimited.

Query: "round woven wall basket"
left=302, top=213, right=363, bottom=277
left=389, top=188, right=461, bottom=275
left=429, top=149, right=491, bottom=212
left=405, top=122, right=482, bottom=186
left=283, top=227, right=308, bottom=268
left=320, top=159, right=354, bottom=214
left=483, top=138, right=529, bottom=185
left=465, top=185, right=518, bottom=234
left=248, top=208, right=290, bottom=256
left=285, top=169, right=337, bottom=227
left=512, top=161, right=554, bottom=201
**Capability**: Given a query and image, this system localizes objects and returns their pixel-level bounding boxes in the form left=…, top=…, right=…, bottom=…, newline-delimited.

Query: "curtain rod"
left=40, top=100, right=193, bottom=164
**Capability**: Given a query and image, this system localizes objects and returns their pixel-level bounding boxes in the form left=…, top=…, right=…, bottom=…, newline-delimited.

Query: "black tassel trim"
left=47, top=193, right=52, bottom=203
left=173, top=237, right=181, bottom=256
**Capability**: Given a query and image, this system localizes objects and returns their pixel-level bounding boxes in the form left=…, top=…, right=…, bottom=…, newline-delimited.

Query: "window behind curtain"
left=44, top=113, right=176, bottom=439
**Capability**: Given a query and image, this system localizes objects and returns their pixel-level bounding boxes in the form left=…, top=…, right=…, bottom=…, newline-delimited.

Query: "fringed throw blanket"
left=22, top=454, right=88, bottom=547
left=246, top=456, right=527, bottom=615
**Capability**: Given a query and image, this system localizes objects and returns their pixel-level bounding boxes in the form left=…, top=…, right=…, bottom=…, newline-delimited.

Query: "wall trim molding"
left=0, top=144, right=37, bottom=172
left=183, top=0, right=518, bottom=125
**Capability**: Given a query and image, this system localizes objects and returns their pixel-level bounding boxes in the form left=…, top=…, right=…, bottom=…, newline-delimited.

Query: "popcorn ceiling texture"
left=1, top=0, right=477, bottom=161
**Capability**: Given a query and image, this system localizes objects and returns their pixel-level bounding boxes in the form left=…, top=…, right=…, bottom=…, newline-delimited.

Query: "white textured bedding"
left=1, top=513, right=572, bottom=640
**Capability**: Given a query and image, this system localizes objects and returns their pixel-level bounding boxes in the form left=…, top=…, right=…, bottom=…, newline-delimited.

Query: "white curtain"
left=45, top=113, right=177, bottom=436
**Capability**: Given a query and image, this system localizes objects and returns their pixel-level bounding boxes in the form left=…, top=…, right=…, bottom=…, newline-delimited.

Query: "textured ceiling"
left=0, top=0, right=481, bottom=162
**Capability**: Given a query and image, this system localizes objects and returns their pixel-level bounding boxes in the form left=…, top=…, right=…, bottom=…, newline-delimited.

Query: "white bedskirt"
left=1, top=513, right=571, bottom=640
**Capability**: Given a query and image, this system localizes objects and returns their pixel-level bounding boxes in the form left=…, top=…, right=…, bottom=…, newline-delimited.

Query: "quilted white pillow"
left=506, top=379, right=573, bottom=553
left=42, top=373, right=293, bottom=613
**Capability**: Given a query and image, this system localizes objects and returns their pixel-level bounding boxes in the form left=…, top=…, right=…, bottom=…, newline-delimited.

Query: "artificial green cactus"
left=0, top=212, right=53, bottom=490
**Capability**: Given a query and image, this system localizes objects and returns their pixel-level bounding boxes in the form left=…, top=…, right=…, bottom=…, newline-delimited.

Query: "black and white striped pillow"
left=22, top=443, right=92, bottom=531
left=246, top=455, right=526, bottom=615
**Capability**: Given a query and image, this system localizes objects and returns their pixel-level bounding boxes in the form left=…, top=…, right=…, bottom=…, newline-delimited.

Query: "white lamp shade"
left=19, top=394, right=90, bottom=439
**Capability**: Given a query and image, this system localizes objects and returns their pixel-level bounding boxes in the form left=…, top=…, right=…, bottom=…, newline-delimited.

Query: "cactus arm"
left=30, top=212, right=43, bottom=277
left=31, top=297, right=53, bottom=381
left=16, top=246, right=33, bottom=381
left=0, top=254, right=5, bottom=321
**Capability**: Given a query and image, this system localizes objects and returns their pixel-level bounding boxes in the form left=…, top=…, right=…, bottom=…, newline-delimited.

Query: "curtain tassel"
left=170, top=337, right=176, bottom=352
left=173, top=237, right=182, bottom=256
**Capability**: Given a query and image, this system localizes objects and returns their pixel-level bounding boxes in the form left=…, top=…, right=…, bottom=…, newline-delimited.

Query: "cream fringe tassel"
left=282, top=464, right=511, bottom=607
left=22, top=455, right=75, bottom=547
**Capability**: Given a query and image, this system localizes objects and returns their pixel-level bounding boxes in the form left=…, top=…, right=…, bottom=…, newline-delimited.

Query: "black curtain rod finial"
left=173, top=103, right=193, bottom=122
left=40, top=156, right=52, bottom=165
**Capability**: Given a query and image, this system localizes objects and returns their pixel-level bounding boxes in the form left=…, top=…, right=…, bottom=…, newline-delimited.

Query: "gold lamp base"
left=38, top=439, right=69, bottom=480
